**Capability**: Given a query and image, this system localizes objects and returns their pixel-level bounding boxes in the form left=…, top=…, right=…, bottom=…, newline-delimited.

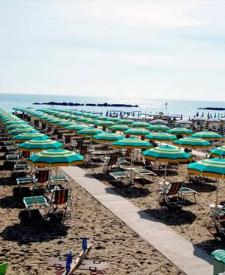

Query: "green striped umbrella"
left=124, top=128, right=150, bottom=137
left=167, top=128, right=193, bottom=136
left=148, top=124, right=170, bottom=132
left=97, top=116, right=110, bottom=121
left=210, top=146, right=225, bottom=158
left=76, top=117, right=94, bottom=124
left=93, top=120, right=115, bottom=127
left=188, top=158, right=225, bottom=204
left=77, top=128, right=103, bottom=137
left=108, top=117, right=122, bottom=123
left=93, top=132, right=124, bottom=143
left=14, top=132, right=49, bottom=142
left=143, top=145, right=192, bottom=163
left=108, top=124, right=130, bottom=132
left=146, top=132, right=177, bottom=142
left=4, top=120, right=28, bottom=126
left=112, top=138, right=152, bottom=149
left=116, top=119, right=134, bottom=125
left=173, top=137, right=211, bottom=148
left=27, top=149, right=84, bottom=167
left=192, top=131, right=223, bottom=140
left=8, top=128, right=38, bottom=136
left=131, top=121, right=150, bottom=128
left=19, top=139, right=63, bottom=152
left=65, top=124, right=88, bottom=132
left=6, top=123, right=29, bottom=130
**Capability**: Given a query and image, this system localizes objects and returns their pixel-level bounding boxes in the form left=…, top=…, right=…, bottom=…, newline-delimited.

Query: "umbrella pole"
left=216, top=178, right=219, bottom=206
left=164, top=163, right=167, bottom=178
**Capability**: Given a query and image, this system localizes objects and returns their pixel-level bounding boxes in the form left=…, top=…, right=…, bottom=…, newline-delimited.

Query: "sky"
left=0, top=0, right=225, bottom=101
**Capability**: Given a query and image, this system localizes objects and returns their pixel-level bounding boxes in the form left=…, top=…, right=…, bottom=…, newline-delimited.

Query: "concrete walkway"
left=63, top=166, right=213, bottom=275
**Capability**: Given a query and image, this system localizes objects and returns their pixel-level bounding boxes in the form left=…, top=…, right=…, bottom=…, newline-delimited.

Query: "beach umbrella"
left=116, top=119, right=134, bottom=125
left=112, top=138, right=152, bottom=149
left=27, top=148, right=84, bottom=167
left=151, top=119, right=168, bottom=125
left=146, top=132, right=177, bottom=142
left=8, top=128, right=38, bottom=136
left=76, top=117, right=94, bottom=124
left=14, top=132, right=49, bottom=142
left=131, top=121, right=150, bottom=128
left=65, top=124, right=88, bottom=132
left=210, top=146, right=225, bottom=158
left=4, top=120, right=28, bottom=126
left=167, top=127, right=193, bottom=136
left=93, top=132, right=124, bottom=143
left=108, top=117, right=122, bottom=123
left=124, top=128, right=150, bottom=137
left=173, top=137, right=211, bottom=148
left=188, top=158, right=225, bottom=205
left=19, top=139, right=63, bottom=152
left=143, top=145, right=192, bottom=163
left=93, top=120, right=115, bottom=127
left=192, top=131, right=223, bottom=140
left=5, top=123, right=29, bottom=130
left=148, top=124, right=170, bottom=132
left=108, top=124, right=130, bottom=132
left=77, top=128, right=103, bottom=137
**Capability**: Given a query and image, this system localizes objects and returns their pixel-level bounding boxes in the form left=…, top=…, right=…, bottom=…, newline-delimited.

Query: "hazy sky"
left=1, top=0, right=225, bottom=100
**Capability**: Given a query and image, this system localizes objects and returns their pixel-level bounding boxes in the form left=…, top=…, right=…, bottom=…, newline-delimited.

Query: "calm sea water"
left=1, top=93, right=225, bottom=119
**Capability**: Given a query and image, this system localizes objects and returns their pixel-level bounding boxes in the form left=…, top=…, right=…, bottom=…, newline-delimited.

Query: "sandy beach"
left=83, top=158, right=225, bottom=254
left=0, top=165, right=183, bottom=275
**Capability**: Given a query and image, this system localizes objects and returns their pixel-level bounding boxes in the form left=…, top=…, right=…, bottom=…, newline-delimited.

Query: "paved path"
left=63, top=166, right=213, bottom=275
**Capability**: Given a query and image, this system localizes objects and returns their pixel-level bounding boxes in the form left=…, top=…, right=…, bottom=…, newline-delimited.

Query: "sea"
left=1, top=93, right=225, bottom=120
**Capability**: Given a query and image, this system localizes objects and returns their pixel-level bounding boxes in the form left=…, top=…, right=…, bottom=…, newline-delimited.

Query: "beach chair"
left=209, top=205, right=225, bottom=240
left=132, top=167, right=157, bottom=183
left=14, top=162, right=29, bottom=172
left=103, top=154, right=119, bottom=172
left=159, top=181, right=199, bottom=210
left=0, top=262, right=8, bottom=275
left=46, top=188, right=72, bottom=222
left=109, top=170, right=129, bottom=183
left=35, top=169, right=50, bottom=184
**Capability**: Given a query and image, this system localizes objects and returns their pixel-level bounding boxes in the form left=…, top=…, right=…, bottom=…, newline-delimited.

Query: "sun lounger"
left=23, top=195, right=48, bottom=209
left=159, top=181, right=199, bottom=209
left=16, top=176, right=37, bottom=185
left=49, top=174, right=69, bottom=184
left=14, top=163, right=28, bottom=171
left=132, top=167, right=157, bottom=182
left=5, top=154, right=20, bottom=161
left=109, top=170, right=129, bottom=182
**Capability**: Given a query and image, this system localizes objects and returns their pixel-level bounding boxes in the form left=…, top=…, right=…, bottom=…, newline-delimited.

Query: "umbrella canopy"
left=93, top=120, right=115, bottom=127
left=210, top=146, right=225, bottom=158
left=151, top=119, right=168, bottom=125
left=27, top=149, right=84, bottom=167
left=65, top=124, right=88, bottom=131
left=187, top=158, right=225, bottom=179
left=148, top=124, right=170, bottom=132
left=131, top=121, right=150, bottom=128
left=173, top=137, right=211, bottom=148
left=124, top=128, right=150, bottom=136
left=146, top=132, right=177, bottom=142
left=19, top=139, right=63, bottom=152
left=77, top=128, right=103, bottom=137
left=8, top=128, right=38, bottom=136
left=4, top=120, right=28, bottom=126
left=5, top=123, right=29, bottom=130
left=143, top=145, right=192, bottom=163
left=112, top=138, right=152, bottom=149
left=167, top=127, right=193, bottom=135
left=14, top=132, right=49, bottom=141
left=192, top=131, right=223, bottom=140
left=108, top=124, right=130, bottom=132
left=93, top=132, right=124, bottom=142
left=116, top=119, right=134, bottom=125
